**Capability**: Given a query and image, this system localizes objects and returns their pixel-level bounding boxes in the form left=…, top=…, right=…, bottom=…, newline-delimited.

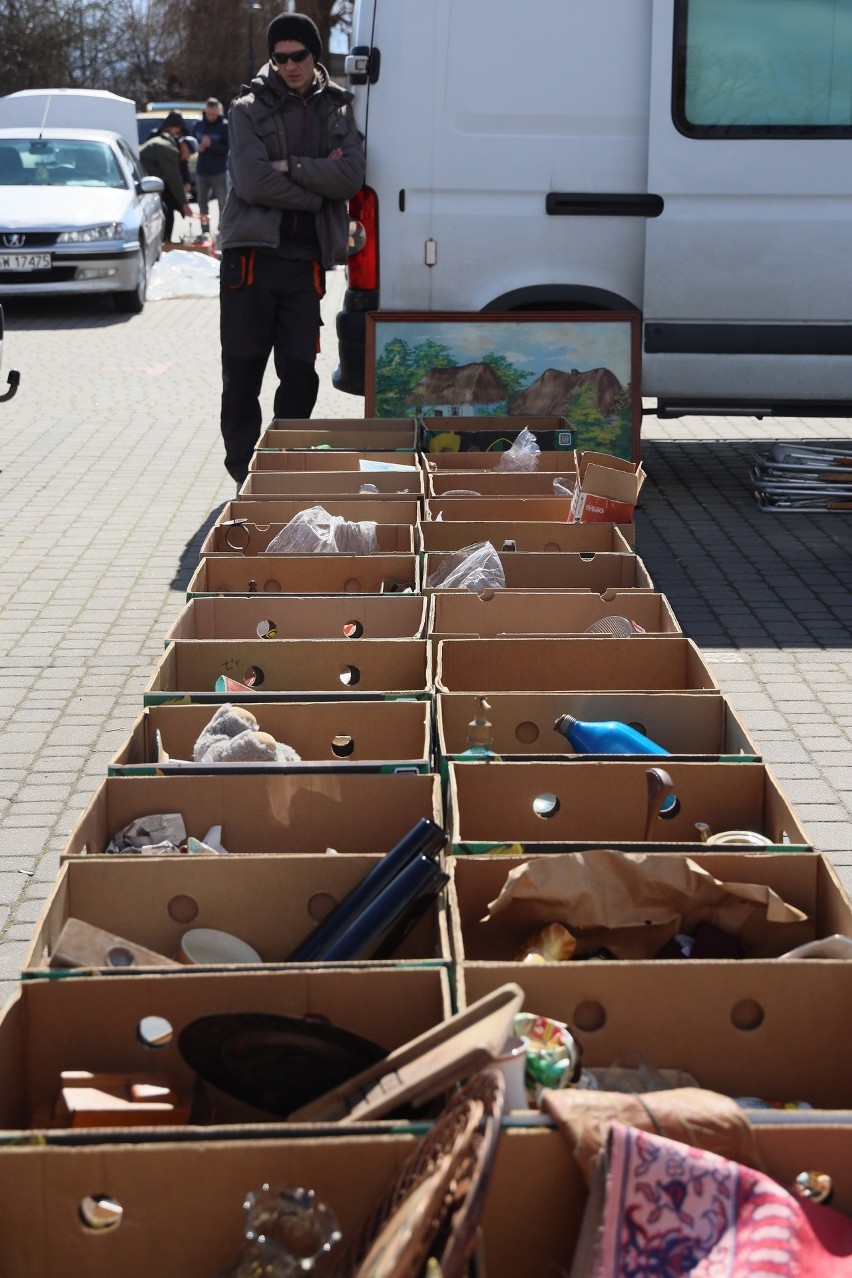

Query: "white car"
left=0, top=126, right=165, bottom=312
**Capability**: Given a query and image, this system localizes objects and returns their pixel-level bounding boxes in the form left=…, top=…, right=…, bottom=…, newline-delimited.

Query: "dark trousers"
left=219, top=252, right=324, bottom=484
left=161, top=192, right=180, bottom=242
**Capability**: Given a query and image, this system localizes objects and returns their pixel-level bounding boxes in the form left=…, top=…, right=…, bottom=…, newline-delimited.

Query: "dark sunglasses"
left=270, top=47, right=311, bottom=66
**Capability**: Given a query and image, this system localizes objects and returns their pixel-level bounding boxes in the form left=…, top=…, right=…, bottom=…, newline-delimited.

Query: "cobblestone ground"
left=0, top=264, right=849, bottom=1009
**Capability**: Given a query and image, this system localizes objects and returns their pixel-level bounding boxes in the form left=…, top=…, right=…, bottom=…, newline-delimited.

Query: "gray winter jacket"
left=218, top=62, right=365, bottom=266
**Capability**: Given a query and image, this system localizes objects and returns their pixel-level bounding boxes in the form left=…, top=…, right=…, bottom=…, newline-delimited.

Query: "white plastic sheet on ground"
left=148, top=250, right=220, bottom=300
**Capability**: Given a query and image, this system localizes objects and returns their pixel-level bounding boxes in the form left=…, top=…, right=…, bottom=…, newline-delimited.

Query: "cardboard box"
left=0, top=966, right=452, bottom=1134
left=436, top=691, right=759, bottom=762
left=423, top=551, right=653, bottom=592
left=569, top=449, right=645, bottom=523
left=429, top=470, right=575, bottom=498
left=436, top=637, right=719, bottom=694
left=257, top=421, right=418, bottom=451
left=248, top=450, right=420, bottom=473
left=165, top=595, right=428, bottom=643
left=428, top=591, right=680, bottom=638
left=109, top=699, right=433, bottom=775
left=186, top=554, right=419, bottom=599
left=60, top=772, right=443, bottom=859
left=426, top=496, right=573, bottom=521
left=25, top=852, right=449, bottom=973
left=239, top=469, right=424, bottom=499
left=0, top=1125, right=848, bottom=1277
left=420, top=415, right=577, bottom=452
left=459, top=962, right=852, bottom=1112
left=447, top=760, right=811, bottom=853
left=201, top=520, right=415, bottom=557
left=418, top=521, right=632, bottom=555
left=448, top=851, right=851, bottom=963
left=215, top=498, right=421, bottom=527
left=421, top=450, right=578, bottom=473
left=145, top=639, right=432, bottom=703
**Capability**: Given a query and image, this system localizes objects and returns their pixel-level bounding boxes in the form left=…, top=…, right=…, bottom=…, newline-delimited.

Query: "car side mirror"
left=139, top=176, right=164, bottom=194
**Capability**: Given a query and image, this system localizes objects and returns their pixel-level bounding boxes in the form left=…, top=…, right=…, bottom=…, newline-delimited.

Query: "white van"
left=335, top=0, right=852, bottom=418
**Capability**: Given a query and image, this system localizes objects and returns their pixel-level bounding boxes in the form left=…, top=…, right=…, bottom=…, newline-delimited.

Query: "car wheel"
left=114, top=246, right=147, bottom=314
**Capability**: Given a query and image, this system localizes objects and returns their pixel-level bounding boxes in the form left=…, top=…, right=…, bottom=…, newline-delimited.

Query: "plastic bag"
left=495, top=427, right=541, bottom=472
left=147, top=250, right=220, bottom=300
left=553, top=475, right=574, bottom=496
left=425, top=541, right=506, bottom=591
left=265, top=505, right=379, bottom=554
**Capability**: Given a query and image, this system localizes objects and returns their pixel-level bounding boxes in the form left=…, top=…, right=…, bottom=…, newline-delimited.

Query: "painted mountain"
left=508, top=366, right=623, bottom=416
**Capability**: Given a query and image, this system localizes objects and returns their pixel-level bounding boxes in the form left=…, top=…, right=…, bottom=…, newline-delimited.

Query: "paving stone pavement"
left=0, top=264, right=850, bottom=1010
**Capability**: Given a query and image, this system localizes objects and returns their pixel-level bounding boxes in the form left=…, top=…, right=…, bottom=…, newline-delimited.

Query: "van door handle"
left=546, top=192, right=664, bottom=217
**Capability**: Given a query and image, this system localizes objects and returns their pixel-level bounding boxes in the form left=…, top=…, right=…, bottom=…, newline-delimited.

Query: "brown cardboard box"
left=25, top=853, right=449, bottom=973
left=0, top=966, right=452, bottom=1134
left=436, top=691, right=759, bottom=761
left=423, top=551, right=653, bottom=592
left=215, top=498, right=421, bottom=526
left=165, top=595, right=428, bottom=643
left=569, top=449, right=645, bottom=523
left=109, top=699, right=432, bottom=775
left=429, top=470, right=574, bottom=497
left=428, top=592, right=680, bottom=638
left=145, top=639, right=431, bottom=703
left=447, top=759, right=811, bottom=852
left=421, top=450, right=578, bottom=472
left=436, top=636, right=719, bottom=693
left=239, top=469, right=423, bottom=499
left=459, top=962, right=852, bottom=1111
left=426, top=495, right=573, bottom=521
left=202, top=520, right=415, bottom=556
left=248, top=450, right=420, bottom=473
left=258, top=416, right=418, bottom=448
left=0, top=1125, right=848, bottom=1277
left=447, top=851, right=852, bottom=963
left=418, top=521, right=632, bottom=554
left=420, top=414, right=576, bottom=453
left=60, top=772, right=443, bottom=859
left=186, top=554, right=419, bottom=598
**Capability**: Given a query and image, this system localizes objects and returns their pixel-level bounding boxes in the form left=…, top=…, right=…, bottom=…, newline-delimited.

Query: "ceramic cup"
left=176, top=928, right=262, bottom=966
left=493, top=1035, right=528, bottom=1111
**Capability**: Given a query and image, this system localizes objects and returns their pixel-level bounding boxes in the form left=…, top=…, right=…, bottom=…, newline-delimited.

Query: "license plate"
left=0, top=253, right=51, bottom=272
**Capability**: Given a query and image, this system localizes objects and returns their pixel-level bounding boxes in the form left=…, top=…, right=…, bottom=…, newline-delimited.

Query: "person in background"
left=140, top=111, right=192, bottom=243
left=216, top=12, right=365, bottom=489
left=193, top=97, right=229, bottom=241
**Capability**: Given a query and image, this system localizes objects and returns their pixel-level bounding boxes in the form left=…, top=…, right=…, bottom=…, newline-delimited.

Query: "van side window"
left=674, top=0, right=852, bottom=136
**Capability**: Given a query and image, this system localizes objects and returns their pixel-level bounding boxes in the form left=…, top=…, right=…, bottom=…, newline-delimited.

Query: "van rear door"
left=644, top=0, right=852, bottom=413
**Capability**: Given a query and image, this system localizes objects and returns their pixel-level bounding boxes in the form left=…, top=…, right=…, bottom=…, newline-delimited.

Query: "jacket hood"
left=241, top=61, right=353, bottom=108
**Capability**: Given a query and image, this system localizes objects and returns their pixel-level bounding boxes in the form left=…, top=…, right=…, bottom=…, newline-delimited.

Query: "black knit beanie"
left=267, top=13, right=322, bottom=60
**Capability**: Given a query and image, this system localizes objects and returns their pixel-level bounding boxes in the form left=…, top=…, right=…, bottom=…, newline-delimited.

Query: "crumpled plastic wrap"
left=265, top=505, right=379, bottom=554
left=425, top=541, right=506, bottom=592
left=495, top=427, right=541, bottom=471
left=106, top=814, right=186, bottom=854
left=147, top=251, right=220, bottom=300
left=553, top=474, right=574, bottom=495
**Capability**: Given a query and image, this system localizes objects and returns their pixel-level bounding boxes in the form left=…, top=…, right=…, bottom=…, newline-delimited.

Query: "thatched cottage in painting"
left=405, top=363, right=508, bottom=416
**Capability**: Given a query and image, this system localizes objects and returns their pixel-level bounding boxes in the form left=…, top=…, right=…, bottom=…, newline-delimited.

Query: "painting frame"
left=364, top=311, right=642, bottom=461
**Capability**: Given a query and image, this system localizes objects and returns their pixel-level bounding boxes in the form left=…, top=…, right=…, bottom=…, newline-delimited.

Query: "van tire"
left=114, top=246, right=147, bottom=314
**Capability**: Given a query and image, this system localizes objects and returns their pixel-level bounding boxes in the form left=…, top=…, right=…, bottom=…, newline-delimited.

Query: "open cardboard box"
left=145, top=639, right=431, bottom=704
left=215, top=498, right=421, bottom=527
left=109, top=699, right=433, bottom=775
left=421, top=450, right=578, bottom=473
left=426, top=495, right=572, bottom=521
left=248, top=450, right=420, bottom=473
left=436, top=636, right=719, bottom=693
left=165, top=595, right=428, bottom=643
left=0, top=966, right=453, bottom=1136
left=420, top=414, right=576, bottom=452
left=418, top=521, right=632, bottom=554
left=447, top=851, right=852, bottom=964
left=423, top=551, right=653, bottom=592
left=428, top=591, right=679, bottom=638
left=569, top=449, right=646, bottom=524
left=60, top=772, right=443, bottom=860
left=429, top=470, right=575, bottom=498
left=24, top=853, right=450, bottom=975
left=258, top=416, right=418, bottom=448
left=459, top=961, right=852, bottom=1112
left=186, top=553, right=419, bottom=598
left=447, top=759, right=811, bottom=853
left=0, top=1124, right=848, bottom=1277
left=436, top=691, right=759, bottom=763
left=238, top=469, right=424, bottom=499
left=201, top=521, right=415, bottom=556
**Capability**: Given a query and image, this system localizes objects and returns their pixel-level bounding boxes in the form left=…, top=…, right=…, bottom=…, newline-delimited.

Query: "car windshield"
left=0, top=140, right=125, bottom=189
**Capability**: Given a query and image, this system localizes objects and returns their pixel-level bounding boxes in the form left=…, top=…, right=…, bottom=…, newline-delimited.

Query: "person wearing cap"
left=193, top=98, right=229, bottom=241
left=217, top=12, right=366, bottom=488
left=140, top=111, right=193, bottom=242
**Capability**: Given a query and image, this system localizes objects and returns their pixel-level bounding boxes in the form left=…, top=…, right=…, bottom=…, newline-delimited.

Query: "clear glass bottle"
left=220, top=1185, right=341, bottom=1278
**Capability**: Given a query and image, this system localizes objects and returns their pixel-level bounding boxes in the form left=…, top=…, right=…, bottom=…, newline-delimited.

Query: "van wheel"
left=114, top=247, right=147, bottom=314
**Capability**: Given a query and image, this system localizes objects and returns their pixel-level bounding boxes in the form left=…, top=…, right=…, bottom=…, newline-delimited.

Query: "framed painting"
left=365, top=311, right=642, bottom=461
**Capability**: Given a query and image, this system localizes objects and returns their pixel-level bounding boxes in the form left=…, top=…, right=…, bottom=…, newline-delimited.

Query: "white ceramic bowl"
left=177, top=928, right=262, bottom=965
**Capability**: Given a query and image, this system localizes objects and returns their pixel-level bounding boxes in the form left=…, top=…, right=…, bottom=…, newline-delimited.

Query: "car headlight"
left=57, top=223, right=126, bottom=244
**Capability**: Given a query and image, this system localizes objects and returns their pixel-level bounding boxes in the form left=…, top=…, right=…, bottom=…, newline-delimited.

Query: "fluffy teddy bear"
left=193, top=703, right=301, bottom=764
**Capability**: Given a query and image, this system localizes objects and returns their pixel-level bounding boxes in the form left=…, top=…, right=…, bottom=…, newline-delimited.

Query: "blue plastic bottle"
left=554, top=714, right=677, bottom=812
